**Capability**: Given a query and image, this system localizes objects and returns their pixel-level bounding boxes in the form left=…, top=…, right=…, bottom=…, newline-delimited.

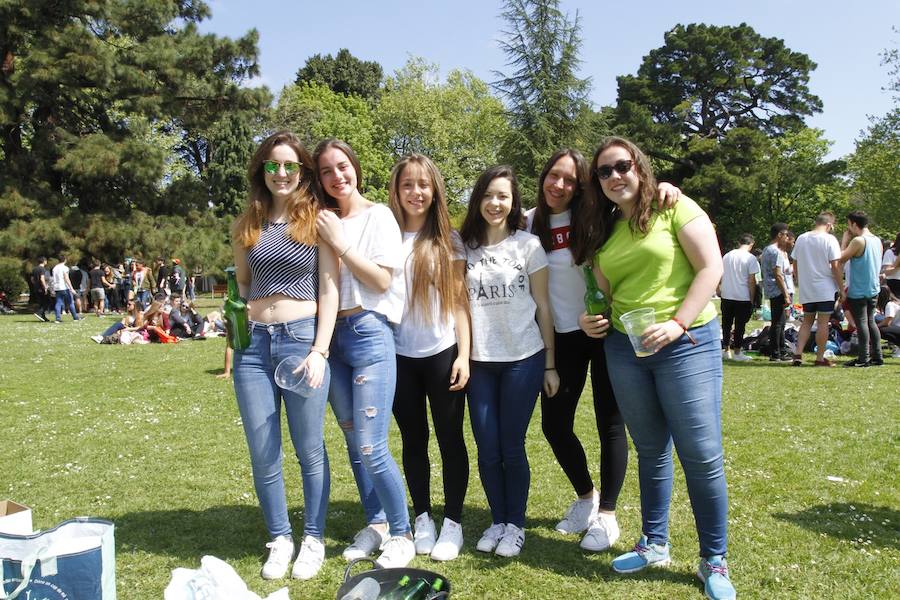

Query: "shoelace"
left=265, top=540, right=292, bottom=562
left=704, top=561, right=729, bottom=576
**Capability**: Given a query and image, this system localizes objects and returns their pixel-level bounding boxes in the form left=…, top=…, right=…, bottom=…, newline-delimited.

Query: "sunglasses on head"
left=595, top=160, right=633, bottom=180
left=263, top=160, right=302, bottom=175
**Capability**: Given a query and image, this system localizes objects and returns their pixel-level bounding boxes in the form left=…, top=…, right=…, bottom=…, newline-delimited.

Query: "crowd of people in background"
left=29, top=255, right=205, bottom=322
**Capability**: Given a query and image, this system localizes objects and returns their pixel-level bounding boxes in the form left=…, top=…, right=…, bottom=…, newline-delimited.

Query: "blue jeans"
left=101, top=322, right=125, bottom=337
left=467, top=350, right=543, bottom=528
left=54, top=290, right=79, bottom=321
left=135, top=289, right=151, bottom=310
left=604, top=319, right=728, bottom=557
left=329, top=310, right=410, bottom=536
left=233, top=316, right=331, bottom=540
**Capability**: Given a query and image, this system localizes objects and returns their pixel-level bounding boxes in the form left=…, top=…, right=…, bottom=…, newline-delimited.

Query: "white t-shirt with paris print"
left=465, top=230, right=548, bottom=362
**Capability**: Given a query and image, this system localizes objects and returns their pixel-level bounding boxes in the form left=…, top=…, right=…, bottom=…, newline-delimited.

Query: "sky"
left=199, top=0, right=899, bottom=160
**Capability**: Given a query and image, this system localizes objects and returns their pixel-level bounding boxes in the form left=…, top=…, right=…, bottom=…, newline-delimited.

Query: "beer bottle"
left=582, top=264, right=609, bottom=316
left=223, top=267, right=250, bottom=350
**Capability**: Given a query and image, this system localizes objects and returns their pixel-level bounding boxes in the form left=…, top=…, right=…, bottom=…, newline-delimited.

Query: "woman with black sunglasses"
left=578, top=137, right=734, bottom=600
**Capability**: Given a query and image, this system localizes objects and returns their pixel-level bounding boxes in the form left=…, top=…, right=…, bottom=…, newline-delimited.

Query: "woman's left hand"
left=300, top=351, right=328, bottom=389
left=657, top=182, right=682, bottom=209
left=449, top=356, right=470, bottom=391
left=543, top=368, right=560, bottom=398
left=641, top=319, right=684, bottom=353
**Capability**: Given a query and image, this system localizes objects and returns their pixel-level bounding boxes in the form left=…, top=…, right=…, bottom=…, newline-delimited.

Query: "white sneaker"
left=291, top=536, right=325, bottom=580
left=342, top=526, right=389, bottom=561
left=494, top=524, right=525, bottom=557
left=376, top=535, right=415, bottom=569
left=892, top=348, right=900, bottom=359
left=555, top=493, right=598, bottom=534
left=430, top=518, right=463, bottom=561
left=413, top=512, right=436, bottom=555
left=475, top=523, right=506, bottom=553
left=90, top=335, right=103, bottom=344
left=261, top=535, right=294, bottom=580
left=731, top=351, right=752, bottom=362
left=580, top=512, right=620, bottom=552
left=722, top=349, right=733, bottom=360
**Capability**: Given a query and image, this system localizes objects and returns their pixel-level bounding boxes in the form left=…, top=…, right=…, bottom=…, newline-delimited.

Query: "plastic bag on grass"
left=164, top=556, right=288, bottom=600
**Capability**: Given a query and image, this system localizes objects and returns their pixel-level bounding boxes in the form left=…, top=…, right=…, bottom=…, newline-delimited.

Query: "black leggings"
left=393, top=345, right=469, bottom=522
left=720, top=299, right=753, bottom=350
left=848, top=296, right=882, bottom=362
left=541, top=330, right=627, bottom=512
left=769, top=294, right=787, bottom=356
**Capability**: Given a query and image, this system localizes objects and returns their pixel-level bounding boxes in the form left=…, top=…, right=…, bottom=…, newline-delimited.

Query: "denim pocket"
left=344, top=313, right=388, bottom=366
left=285, top=319, right=315, bottom=344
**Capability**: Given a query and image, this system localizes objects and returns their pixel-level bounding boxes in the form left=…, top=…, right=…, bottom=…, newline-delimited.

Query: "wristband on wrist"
left=310, top=346, right=330, bottom=358
left=671, top=317, right=697, bottom=345
left=338, top=244, right=351, bottom=258
left=545, top=367, right=557, bottom=371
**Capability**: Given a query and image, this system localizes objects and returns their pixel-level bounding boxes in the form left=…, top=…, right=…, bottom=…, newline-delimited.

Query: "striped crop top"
left=247, top=222, right=318, bottom=301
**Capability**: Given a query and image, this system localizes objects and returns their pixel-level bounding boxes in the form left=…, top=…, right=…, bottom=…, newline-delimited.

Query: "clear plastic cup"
left=274, top=355, right=315, bottom=397
left=620, top=307, right=656, bottom=357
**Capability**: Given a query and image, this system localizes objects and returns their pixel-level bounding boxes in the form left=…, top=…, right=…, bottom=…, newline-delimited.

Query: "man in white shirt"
left=719, top=233, right=759, bottom=361
left=51, top=253, right=81, bottom=322
left=791, top=212, right=843, bottom=366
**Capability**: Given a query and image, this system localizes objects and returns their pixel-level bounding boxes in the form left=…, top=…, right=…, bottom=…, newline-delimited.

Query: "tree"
left=205, top=112, right=261, bottom=216
left=493, top=0, right=591, bottom=184
left=0, top=0, right=267, bottom=214
left=376, top=59, right=511, bottom=208
left=273, top=82, right=392, bottom=200
left=295, top=48, right=383, bottom=100
left=616, top=23, right=822, bottom=169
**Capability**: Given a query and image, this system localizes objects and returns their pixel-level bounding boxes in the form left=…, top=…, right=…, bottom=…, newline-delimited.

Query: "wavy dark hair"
left=532, top=149, right=598, bottom=264
left=232, top=130, right=319, bottom=248
left=312, top=138, right=363, bottom=210
left=459, top=165, right=523, bottom=249
left=576, top=136, right=659, bottom=263
left=388, top=154, right=465, bottom=325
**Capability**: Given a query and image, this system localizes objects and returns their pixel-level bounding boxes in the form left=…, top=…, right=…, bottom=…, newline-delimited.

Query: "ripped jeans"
left=329, top=310, right=410, bottom=536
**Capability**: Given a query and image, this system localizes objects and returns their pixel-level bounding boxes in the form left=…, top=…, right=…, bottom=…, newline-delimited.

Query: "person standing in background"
left=759, top=224, right=792, bottom=362
left=839, top=211, right=883, bottom=367
left=51, top=254, right=80, bottom=322
left=719, top=233, right=759, bottom=361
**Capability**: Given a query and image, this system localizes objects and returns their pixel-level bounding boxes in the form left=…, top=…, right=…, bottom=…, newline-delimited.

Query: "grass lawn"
left=1, top=302, right=898, bottom=599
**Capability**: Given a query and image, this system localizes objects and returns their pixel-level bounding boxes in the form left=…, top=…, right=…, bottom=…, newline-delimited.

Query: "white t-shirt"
left=783, top=252, right=795, bottom=296
left=338, top=204, right=405, bottom=323
left=883, top=248, right=900, bottom=281
left=465, top=230, right=548, bottom=362
left=395, top=230, right=464, bottom=357
left=720, top=248, right=760, bottom=302
left=791, top=230, right=841, bottom=303
left=524, top=208, right=585, bottom=333
left=51, top=263, right=69, bottom=292
left=884, top=300, right=898, bottom=324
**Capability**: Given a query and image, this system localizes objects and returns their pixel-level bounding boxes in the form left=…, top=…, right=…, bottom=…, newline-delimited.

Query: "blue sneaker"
left=697, top=555, right=736, bottom=600
left=611, top=535, right=671, bottom=573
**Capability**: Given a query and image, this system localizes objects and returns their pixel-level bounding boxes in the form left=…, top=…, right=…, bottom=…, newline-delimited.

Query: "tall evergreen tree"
left=493, top=0, right=591, bottom=183
left=295, top=48, right=383, bottom=100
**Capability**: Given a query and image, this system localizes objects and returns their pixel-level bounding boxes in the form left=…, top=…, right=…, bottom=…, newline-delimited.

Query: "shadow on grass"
left=774, top=503, right=900, bottom=550
left=114, top=501, right=699, bottom=589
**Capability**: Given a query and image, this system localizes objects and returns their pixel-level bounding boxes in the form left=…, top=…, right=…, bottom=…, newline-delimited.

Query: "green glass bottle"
left=381, top=575, right=411, bottom=600
left=223, top=267, right=250, bottom=350
left=396, top=578, right=430, bottom=600
left=425, top=578, right=445, bottom=599
left=582, top=264, right=610, bottom=316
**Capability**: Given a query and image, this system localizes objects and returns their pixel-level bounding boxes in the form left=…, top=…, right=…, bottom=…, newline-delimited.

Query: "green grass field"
left=1, top=303, right=898, bottom=599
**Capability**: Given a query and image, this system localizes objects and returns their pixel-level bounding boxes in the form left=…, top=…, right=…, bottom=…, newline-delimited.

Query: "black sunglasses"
left=595, top=160, right=633, bottom=181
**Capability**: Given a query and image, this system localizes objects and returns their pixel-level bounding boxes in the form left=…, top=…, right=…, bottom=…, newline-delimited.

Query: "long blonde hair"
left=388, top=154, right=465, bottom=325
left=232, top=130, right=320, bottom=248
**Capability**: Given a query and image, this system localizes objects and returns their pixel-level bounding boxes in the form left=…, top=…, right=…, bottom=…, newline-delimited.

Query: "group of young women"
left=229, top=130, right=736, bottom=600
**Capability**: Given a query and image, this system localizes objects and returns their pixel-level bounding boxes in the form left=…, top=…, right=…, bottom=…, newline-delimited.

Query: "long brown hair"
left=388, top=155, right=465, bottom=325
left=312, top=138, right=364, bottom=210
left=578, top=136, right=659, bottom=262
left=532, top=149, right=597, bottom=263
left=232, top=130, right=320, bottom=248
left=460, top=165, right=524, bottom=249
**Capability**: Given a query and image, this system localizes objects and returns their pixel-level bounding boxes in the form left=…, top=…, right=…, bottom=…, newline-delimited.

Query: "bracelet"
left=545, top=367, right=557, bottom=371
left=671, top=317, right=698, bottom=345
left=310, top=346, right=330, bottom=359
left=338, top=244, right=351, bottom=258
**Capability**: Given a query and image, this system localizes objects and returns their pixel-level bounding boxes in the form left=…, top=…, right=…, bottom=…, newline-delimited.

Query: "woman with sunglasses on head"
left=387, top=154, right=471, bottom=561
left=313, top=139, right=414, bottom=569
left=526, top=150, right=679, bottom=552
left=578, top=137, right=733, bottom=600
left=230, top=131, right=339, bottom=581
left=460, top=165, right=557, bottom=559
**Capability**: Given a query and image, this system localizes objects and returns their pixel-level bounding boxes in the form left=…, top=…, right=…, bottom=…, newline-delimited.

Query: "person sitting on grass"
left=91, top=297, right=144, bottom=343
left=876, top=285, right=900, bottom=358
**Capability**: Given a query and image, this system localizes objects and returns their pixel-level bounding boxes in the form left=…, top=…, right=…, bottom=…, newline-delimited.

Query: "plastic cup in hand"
left=620, top=307, right=656, bottom=357
left=274, top=355, right=315, bottom=397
